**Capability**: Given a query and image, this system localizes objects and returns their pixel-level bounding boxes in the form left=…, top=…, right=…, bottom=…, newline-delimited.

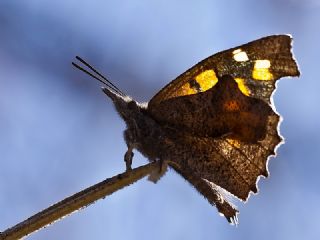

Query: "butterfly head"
left=72, top=56, right=145, bottom=123
left=101, top=87, right=142, bottom=123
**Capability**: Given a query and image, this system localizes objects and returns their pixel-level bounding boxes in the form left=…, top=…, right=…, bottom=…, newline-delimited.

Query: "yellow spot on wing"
left=233, top=49, right=249, bottom=62
left=181, top=83, right=198, bottom=95
left=252, top=60, right=273, bottom=80
left=195, top=69, right=218, bottom=91
left=178, top=69, right=218, bottom=97
left=227, top=138, right=241, bottom=148
left=234, top=78, right=250, bottom=96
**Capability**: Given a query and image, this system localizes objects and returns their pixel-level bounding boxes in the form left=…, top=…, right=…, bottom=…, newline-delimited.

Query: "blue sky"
left=1, top=1, right=319, bottom=239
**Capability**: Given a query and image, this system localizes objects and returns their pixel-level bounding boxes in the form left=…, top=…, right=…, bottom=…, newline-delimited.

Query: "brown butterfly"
left=72, top=35, right=300, bottom=224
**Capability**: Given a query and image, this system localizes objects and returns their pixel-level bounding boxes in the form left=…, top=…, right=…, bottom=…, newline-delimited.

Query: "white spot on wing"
left=254, top=60, right=271, bottom=69
left=233, top=49, right=249, bottom=62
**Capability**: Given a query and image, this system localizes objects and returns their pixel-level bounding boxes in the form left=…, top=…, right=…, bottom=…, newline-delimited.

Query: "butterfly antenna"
left=72, top=56, right=125, bottom=97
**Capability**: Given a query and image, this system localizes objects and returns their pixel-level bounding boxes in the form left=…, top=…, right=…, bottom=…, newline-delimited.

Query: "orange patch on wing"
left=224, top=100, right=240, bottom=111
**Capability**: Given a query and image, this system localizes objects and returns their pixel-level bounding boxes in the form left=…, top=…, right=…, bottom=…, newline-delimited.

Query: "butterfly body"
left=73, top=34, right=300, bottom=224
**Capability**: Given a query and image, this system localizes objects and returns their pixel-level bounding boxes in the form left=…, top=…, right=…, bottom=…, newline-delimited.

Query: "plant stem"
left=0, top=161, right=159, bottom=240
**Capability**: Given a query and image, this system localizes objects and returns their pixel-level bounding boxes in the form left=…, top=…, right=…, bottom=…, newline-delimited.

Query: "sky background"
left=0, top=0, right=319, bottom=239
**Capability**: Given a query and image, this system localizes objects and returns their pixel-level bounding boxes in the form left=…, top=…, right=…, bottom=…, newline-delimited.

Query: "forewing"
left=149, top=34, right=300, bottom=108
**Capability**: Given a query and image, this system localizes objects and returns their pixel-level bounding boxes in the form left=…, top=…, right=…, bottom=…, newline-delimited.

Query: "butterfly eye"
left=128, top=101, right=137, bottom=110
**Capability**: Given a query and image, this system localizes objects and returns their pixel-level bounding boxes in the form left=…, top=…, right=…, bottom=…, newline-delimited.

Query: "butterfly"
left=72, top=35, right=300, bottom=224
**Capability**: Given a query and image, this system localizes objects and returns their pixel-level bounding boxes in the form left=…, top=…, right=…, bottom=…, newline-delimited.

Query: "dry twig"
left=0, top=161, right=159, bottom=240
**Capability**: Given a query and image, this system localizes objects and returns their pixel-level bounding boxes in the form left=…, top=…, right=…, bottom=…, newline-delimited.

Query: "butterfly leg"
left=124, top=145, right=134, bottom=171
left=148, top=158, right=168, bottom=183
left=123, top=126, right=139, bottom=171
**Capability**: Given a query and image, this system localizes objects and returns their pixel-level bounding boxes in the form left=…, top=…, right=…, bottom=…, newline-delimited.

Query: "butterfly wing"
left=146, top=35, right=299, bottom=201
left=169, top=109, right=281, bottom=201
left=149, top=34, right=300, bottom=108
left=147, top=75, right=276, bottom=143
left=169, top=163, right=239, bottom=224
left=149, top=75, right=282, bottom=200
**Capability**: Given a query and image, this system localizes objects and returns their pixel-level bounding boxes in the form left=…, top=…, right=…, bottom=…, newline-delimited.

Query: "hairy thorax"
left=123, top=104, right=173, bottom=162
